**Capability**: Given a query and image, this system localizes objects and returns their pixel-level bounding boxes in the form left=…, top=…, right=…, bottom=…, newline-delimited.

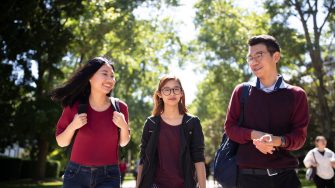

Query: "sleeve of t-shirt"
left=224, top=84, right=253, bottom=144
left=55, top=105, right=76, bottom=136
left=119, top=100, right=129, bottom=124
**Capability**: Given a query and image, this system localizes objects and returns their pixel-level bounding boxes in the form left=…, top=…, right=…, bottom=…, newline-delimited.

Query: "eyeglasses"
left=161, top=87, right=182, bottom=96
left=246, top=51, right=268, bottom=63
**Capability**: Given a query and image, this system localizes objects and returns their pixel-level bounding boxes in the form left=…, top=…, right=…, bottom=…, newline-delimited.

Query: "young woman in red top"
left=50, top=57, right=130, bottom=188
left=136, top=75, right=206, bottom=188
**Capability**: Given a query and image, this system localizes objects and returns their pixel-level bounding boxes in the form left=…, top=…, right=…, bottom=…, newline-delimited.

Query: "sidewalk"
left=121, top=179, right=222, bottom=188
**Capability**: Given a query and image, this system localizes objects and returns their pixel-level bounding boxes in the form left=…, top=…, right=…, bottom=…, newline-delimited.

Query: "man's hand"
left=253, top=134, right=276, bottom=154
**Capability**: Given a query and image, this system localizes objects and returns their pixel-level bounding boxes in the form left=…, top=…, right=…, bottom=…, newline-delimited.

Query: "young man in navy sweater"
left=225, top=35, right=309, bottom=188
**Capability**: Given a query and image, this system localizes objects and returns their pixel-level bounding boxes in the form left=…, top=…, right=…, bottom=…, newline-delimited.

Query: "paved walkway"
left=121, top=179, right=222, bottom=188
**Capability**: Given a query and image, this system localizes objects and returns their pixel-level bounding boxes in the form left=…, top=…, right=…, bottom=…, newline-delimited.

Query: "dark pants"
left=314, top=175, right=334, bottom=188
left=238, top=169, right=301, bottom=188
left=63, top=161, right=121, bottom=188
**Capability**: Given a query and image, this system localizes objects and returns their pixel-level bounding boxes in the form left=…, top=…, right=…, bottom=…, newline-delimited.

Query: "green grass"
left=0, top=179, right=62, bottom=188
left=299, top=169, right=316, bottom=188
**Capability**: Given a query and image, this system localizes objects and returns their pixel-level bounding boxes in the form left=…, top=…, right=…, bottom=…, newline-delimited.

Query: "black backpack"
left=213, top=84, right=251, bottom=188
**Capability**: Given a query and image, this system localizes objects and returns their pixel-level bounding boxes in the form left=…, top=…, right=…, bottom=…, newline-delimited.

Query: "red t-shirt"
left=56, top=100, right=128, bottom=166
left=119, top=162, right=127, bottom=173
left=154, top=120, right=184, bottom=188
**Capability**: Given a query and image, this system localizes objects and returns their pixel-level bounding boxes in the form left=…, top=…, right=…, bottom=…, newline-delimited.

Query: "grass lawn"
left=0, top=179, right=63, bottom=188
left=298, top=169, right=316, bottom=188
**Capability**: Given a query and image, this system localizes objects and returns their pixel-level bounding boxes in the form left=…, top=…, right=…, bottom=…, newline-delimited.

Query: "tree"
left=0, top=0, right=85, bottom=179
left=264, top=0, right=335, bottom=148
left=1, top=0, right=185, bottom=179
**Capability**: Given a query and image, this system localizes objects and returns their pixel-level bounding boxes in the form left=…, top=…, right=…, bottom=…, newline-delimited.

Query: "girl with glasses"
left=136, top=75, right=206, bottom=188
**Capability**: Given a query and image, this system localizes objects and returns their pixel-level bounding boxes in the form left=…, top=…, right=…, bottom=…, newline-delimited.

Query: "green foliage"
left=191, top=0, right=270, bottom=158
left=1, top=0, right=185, bottom=178
left=264, top=0, right=335, bottom=149
left=192, top=0, right=335, bottom=159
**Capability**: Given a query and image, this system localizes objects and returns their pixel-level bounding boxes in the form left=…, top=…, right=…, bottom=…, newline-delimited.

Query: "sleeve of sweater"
left=282, top=86, right=309, bottom=150
left=139, top=119, right=150, bottom=165
left=224, top=84, right=253, bottom=144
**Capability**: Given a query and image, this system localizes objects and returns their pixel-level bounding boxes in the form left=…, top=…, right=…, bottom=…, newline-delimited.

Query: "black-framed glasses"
left=161, top=87, right=182, bottom=96
left=246, top=51, right=268, bottom=63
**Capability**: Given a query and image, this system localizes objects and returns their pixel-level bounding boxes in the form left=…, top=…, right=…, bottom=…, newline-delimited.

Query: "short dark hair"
left=248, top=35, right=280, bottom=55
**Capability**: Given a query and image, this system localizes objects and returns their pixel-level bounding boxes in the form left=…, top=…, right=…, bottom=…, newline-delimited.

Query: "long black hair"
left=50, top=57, right=115, bottom=107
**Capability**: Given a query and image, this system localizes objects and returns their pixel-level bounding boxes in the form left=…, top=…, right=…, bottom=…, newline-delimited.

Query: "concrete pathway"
left=121, top=179, right=222, bottom=188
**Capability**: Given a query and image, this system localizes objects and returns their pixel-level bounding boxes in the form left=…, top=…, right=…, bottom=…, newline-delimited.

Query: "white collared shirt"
left=249, top=75, right=288, bottom=93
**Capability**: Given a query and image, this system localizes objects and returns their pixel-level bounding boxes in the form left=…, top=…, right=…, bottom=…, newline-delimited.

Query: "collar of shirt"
left=249, top=75, right=288, bottom=93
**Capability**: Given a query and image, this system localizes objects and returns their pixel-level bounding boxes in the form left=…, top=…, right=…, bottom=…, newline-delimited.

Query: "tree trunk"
left=292, top=0, right=334, bottom=146
left=35, top=138, right=49, bottom=180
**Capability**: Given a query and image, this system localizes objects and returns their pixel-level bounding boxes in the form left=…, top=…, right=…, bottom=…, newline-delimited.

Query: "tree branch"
left=293, top=0, right=312, bottom=48
left=319, top=0, right=334, bottom=33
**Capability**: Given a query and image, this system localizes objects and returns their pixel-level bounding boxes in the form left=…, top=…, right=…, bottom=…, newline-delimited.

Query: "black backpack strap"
left=220, top=84, right=250, bottom=144
left=66, top=102, right=87, bottom=160
left=110, top=97, right=120, bottom=112
left=237, top=83, right=251, bottom=126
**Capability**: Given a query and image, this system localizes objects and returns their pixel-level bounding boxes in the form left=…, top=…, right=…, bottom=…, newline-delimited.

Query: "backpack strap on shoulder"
left=110, top=97, right=120, bottom=112
left=66, top=99, right=87, bottom=160
left=237, top=83, right=251, bottom=126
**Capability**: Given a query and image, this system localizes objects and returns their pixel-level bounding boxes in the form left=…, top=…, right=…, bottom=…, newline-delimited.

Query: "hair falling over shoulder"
left=50, top=57, right=115, bottom=107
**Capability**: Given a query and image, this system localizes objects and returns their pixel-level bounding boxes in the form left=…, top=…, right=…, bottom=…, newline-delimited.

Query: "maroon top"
left=154, top=120, right=184, bottom=188
left=225, top=83, right=309, bottom=168
left=56, top=100, right=128, bottom=166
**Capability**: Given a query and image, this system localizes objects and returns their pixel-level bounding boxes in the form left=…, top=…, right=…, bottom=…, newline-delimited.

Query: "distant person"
left=224, top=35, right=309, bottom=188
left=50, top=57, right=130, bottom=188
left=119, top=158, right=127, bottom=185
left=132, top=159, right=140, bottom=180
left=304, top=136, right=335, bottom=188
left=136, top=75, right=206, bottom=188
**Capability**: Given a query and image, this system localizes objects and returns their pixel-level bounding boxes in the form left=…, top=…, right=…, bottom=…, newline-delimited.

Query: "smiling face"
left=247, top=43, right=280, bottom=80
left=89, top=63, right=115, bottom=95
left=158, top=80, right=183, bottom=107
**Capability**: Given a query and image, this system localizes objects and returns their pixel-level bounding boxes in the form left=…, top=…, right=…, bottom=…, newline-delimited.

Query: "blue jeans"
left=63, top=161, right=120, bottom=188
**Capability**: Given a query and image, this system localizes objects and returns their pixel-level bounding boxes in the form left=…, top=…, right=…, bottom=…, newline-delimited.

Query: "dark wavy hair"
left=50, top=57, right=115, bottom=107
left=152, top=75, right=187, bottom=116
